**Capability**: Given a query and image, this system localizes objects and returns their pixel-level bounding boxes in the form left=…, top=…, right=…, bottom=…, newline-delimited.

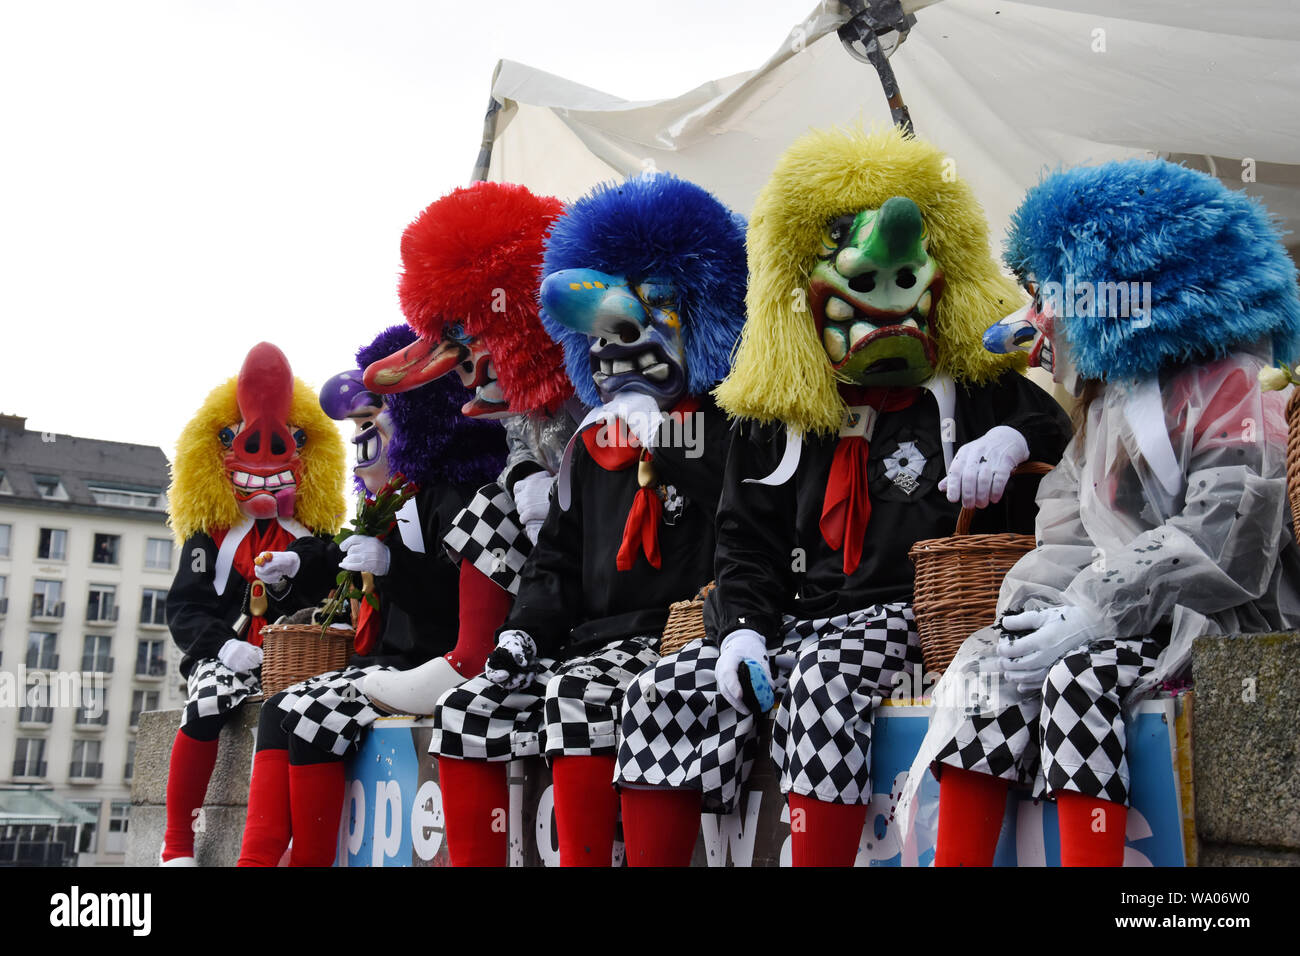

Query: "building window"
left=34, top=475, right=68, bottom=500
left=18, top=700, right=53, bottom=724
left=26, top=631, right=58, bottom=670
left=0, top=471, right=11, bottom=495
left=140, top=588, right=167, bottom=626
left=88, top=486, right=160, bottom=509
left=72, top=801, right=101, bottom=854
left=37, top=527, right=67, bottom=561
left=123, top=741, right=136, bottom=781
left=0, top=574, right=7, bottom=616
left=69, top=740, right=103, bottom=779
left=91, top=533, right=120, bottom=565
left=85, top=584, right=118, bottom=623
left=129, top=689, right=159, bottom=727
left=105, top=801, right=130, bottom=855
left=75, top=688, right=108, bottom=727
left=81, top=634, right=113, bottom=672
left=144, top=537, right=173, bottom=570
left=31, top=579, right=64, bottom=618
left=0, top=522, right=10, bottom=556
left=135, top=639, right=167, bottom=678
left=13, top=738, right=47, bottom=778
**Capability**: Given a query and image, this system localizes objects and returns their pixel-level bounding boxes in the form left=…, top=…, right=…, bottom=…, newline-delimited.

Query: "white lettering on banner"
left=508, top=764, right=526, bottom=867
left=410, top=780, right=444, bottom=861
left=346, top=779, right=366, bottom=855
left=373, top=780, right=402, bottom=866
left=535, top=784, right=559, bottom=867
left=700, top=791, right=763, bottom=866
left=1017, top=799, right=1045, bottom=866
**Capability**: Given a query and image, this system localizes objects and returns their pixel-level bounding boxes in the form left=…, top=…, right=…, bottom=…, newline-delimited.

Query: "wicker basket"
left=1287, top=389, right=1300, bottom=534
left=259, top=622, right=356, bottom=696
left=660, top=582, right=716, bottom=656
left=908, top=462, right=1053, bottom=679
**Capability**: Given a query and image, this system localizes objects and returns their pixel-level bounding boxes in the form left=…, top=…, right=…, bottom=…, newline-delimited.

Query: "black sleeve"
left=286, top=534, right=342, bottom=602
left=166, top=533, right=238, bottom=663
left=711, top=420, right=799, bottom=645
left=650, top=400, right=734, bottom=511
left=991, top=372, right=1072, bottom=465
left=501, top=455, right=588, bottom=658
left=382, top=489, right=464, bottom=615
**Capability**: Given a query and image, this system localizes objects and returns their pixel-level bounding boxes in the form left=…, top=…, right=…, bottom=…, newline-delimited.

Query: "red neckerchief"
left=819, top=386, right=921, bottom=576
left=212, top=519, right=298, bottom=647
left=581, top=395, right=701, bottom=572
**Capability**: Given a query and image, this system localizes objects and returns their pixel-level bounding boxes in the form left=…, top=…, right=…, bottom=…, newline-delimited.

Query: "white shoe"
left=362, top=656, right=467, bottom=716
left=160, top=854, right=197, bottom=867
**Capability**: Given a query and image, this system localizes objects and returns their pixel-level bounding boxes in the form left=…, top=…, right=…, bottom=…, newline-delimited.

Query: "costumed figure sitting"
left=908, top=158, right=1300, bottom=867
left=236, top=324, right=505, bottom=866
left=612, top=126, right=1073, bottom=867
left=429, top=173, right=748, bottom=866
left=160, top=342, right=346, bottom=866
left=357, top=181, right=582, bottom=715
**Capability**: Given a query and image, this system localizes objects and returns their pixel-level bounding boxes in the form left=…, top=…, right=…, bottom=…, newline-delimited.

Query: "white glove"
left=512, top=471, right=553, bottom=544
left=338, top=535, right=391, bottom=575
left=484, top=630, right=539, bottom=691
left=253, top=550, right=300, bottom=586
left=598, top=391, right=665, bottom=449
left=218, top=638, right=263, bottom=674
left=997, top=605, right=1104, bottom=693
left=716, top=628, right=770, bottom=715
left=939, top=425, right=1030, bottom=509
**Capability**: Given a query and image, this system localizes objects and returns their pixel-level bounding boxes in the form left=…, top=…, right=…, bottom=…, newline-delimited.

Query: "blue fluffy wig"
left=539, top=174, right=748, bottom=408
left=1005, top=159, right=1300, bottom=381
left=355, top=325, right=505, bottom=489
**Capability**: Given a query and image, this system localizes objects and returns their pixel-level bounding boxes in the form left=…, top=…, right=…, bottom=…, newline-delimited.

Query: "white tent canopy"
left=483, top=0, right=1300, bottom=252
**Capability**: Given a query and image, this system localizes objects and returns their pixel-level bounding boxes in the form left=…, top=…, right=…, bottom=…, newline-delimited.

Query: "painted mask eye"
left=821, top=214, right=856, bottom=254
left=292, top=428, right=307, bottom=450
left=219, top=426, right=236, bottom=449
left=635, top=281, right=677, bottom=310
left=444, top=323, right=471, bottom=345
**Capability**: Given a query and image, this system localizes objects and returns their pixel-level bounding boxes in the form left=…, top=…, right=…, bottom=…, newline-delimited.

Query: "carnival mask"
left=538, top=269, right=688, bottom=409
left=319, top=369, right=394, bottom=494
left=810, top=196, right=942, bottom=387
left=362, top=324, right=510, bottom=419
left=221, top=342, right=304, bottom=520
left=983, top=278, right=1080, bottom=394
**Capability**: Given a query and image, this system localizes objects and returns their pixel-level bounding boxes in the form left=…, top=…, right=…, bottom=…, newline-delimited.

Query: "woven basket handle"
left=954, top=460, right=1054, bottom=535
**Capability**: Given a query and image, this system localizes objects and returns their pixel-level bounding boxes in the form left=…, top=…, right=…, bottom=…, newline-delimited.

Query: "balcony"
left=123, top=762, right=134, bottom=781
left=25, top=653, right=59, bottom=672
left=75, top=709, right=110, bottom=730
left=80, top=655, right=114, bottom=674
left=0, top=597, right=8, bottom=615
left=11, top=760, right=47, bottom=779
left=68, top=762, right=103, bottom=782
left=138, top=612, right=167, bottom=629
left=134, top=659, right=167, bottom=680
left=85, top=605, right=119, bottom=625
left=18, top=706, right=54, bottom=726
left=30, top=599, right=65, bottom=621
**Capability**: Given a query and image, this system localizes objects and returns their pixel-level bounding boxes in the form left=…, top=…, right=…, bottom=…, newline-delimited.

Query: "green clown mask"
left=809, top=196, right=943, bottom=387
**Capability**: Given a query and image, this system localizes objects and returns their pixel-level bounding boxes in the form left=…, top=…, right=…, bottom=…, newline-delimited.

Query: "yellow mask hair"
left=167, top=376, right=347, bottom=543
left=715, top=125, right=1025, bottom=436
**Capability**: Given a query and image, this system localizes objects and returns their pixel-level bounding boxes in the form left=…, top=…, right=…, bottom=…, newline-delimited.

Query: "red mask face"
left=221, top=342, right=304, bottom=520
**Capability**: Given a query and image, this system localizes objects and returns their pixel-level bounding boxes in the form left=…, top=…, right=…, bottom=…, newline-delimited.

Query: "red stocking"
left=287, top=762, right=345, bottom=867
left=162, top=728, right=219, bottom=861
left=237, top=749, right=291, bottom=866
left=621, top=787, right=702, bottom=867
left=788, top=793, right=867, bottom=867
left=935, top=766, right=1011, bottom=867
left=552, top=755, right=619, bottom=867
left=1057, top=791, right=1127, bottom=867
left=439, top=756, right=509, bottom=866
left=446, top=561, right=513, bottom=677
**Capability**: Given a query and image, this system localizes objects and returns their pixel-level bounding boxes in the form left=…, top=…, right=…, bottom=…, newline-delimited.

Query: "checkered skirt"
left=430, top=636, right=660, bottom=761
left=273, top=664, right=394, bottom=758
left=182, top=658, right=260, bottom=728
left=615, top=603, right=919, bottom=813
left=934, top=634, right=1168, bottom=805
left=442, top=482, right=531, bottom=596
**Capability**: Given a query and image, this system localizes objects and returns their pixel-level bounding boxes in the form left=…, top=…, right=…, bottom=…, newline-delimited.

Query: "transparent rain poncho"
left=900, top=344, right=1300, bottom=831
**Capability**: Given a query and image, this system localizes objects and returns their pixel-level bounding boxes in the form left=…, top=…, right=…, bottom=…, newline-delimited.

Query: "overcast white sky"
left=0, top=0, right=808, bottom=459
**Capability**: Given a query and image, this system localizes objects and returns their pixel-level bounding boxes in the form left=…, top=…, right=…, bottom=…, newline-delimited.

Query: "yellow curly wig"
left=715, top=125, right=1026, bottom=436
left=167, top=375, right=347, bottom=543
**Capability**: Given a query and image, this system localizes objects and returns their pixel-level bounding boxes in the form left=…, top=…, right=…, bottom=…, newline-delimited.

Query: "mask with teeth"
left=539, top=269, right=689, bottom=409
left=363, top=322, right=512, bottom=420
left=319, top=368, right=394, bottom=494
left=810, top=196, right=943, bottom=388
left=982, top=277, right=1082, bottom=395
left=221, top=343, right=304, bottom=520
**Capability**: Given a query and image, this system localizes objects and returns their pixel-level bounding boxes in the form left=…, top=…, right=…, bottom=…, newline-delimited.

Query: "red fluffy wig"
left=398, top=181, right=572, bottom=415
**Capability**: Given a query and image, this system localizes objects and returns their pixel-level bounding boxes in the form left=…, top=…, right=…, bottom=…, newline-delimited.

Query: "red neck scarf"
left=582, top=396, right=700, bottom=572
left=819, top=386, right=921, bottom=576
left=214, top=519, right=298, bottom=647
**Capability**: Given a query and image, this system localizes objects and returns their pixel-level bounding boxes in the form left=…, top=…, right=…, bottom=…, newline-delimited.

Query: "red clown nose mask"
left=224, top=342, right=303, bottom=520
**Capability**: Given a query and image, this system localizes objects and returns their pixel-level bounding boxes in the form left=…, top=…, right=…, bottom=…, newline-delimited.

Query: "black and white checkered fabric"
left=182, top=658, right=260, bottom=728
left=430, top=635, right=660, bottom=761
left=442, top=482, right=531, bottom=596
left=615, top=603, right=918, bottom=813
left=934, top=635, right=1167, bottom=805
left=273, top=664, right=393, bottom=758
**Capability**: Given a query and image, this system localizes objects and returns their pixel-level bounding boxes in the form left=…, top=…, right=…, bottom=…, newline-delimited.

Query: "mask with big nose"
left=221, top=342, right=304, bottom=520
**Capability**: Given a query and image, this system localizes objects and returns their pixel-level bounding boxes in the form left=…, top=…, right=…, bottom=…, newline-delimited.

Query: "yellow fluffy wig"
left=167, top=376, right=347, bottom=543
left=715, top=125, right=1026, bottom=436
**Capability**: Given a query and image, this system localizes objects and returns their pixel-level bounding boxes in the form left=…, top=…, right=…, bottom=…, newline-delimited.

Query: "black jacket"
left=710, top=373, right=1072, bottom=643
left=505, top=397, right=732, bottom=659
